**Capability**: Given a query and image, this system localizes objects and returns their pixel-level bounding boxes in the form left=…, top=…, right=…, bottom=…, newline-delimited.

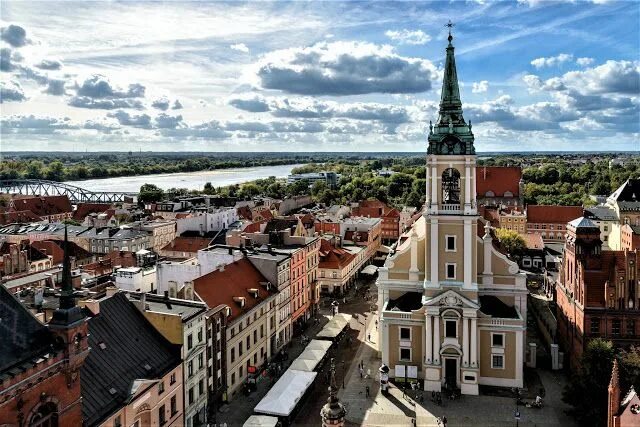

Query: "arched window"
left=485, top=191, right=495, bottom=198
left=30, top=402, right=58, bottom=427
left=442, top=168, right=461, bottom=204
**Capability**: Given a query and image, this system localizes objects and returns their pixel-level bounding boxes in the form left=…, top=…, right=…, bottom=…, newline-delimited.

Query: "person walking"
left=359, top=366, right=364, bottom=379
left=368, top=333, right=371, bottom=342
left=442, top=415, right=448, bottom=427
left=366, top=385, right=370, bottom=398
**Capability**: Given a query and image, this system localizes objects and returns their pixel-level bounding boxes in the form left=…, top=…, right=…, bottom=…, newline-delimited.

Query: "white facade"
left=183, top=312, right=208, bottom=427
left=176, top=209, right=239, bottom=236
left=115, top=266, right=157, bottom=293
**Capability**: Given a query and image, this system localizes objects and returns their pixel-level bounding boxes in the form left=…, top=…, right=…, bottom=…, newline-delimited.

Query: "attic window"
left=98, top=342, right=107, bottom=350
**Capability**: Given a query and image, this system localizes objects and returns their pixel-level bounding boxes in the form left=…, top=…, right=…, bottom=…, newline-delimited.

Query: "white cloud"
left=531, top=53, right=573, bottom=68
left=0, top=80, right=26, bottom=102
left=472, top=80, right=489, bottom=93
left=576, top=57, right=594, bottom=67
left=1, top=24, right=29, bottom=47
left=107, top=110, right=152, bottom=128
left=230, top=43, right=249, bottom=53
left=384, top=29, right=431, bottom=45
left=253, top=41, right=437, bottom=96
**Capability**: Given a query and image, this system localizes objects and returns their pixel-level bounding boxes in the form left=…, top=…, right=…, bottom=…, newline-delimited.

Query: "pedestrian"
left=359, top=366, right=364, bottom=379
left=360, top=360, right=364, bottom=369
left=442, top=416, right=447, bottom=427
left=368, top=333, right=371, bottom=342
left=366, top=385, right=370, bottom=397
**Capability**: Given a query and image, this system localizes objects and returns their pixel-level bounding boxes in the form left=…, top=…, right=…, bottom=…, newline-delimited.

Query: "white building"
left=176, top=209, right=239, bottom=236
left=114, top=266, right=157, bottom=293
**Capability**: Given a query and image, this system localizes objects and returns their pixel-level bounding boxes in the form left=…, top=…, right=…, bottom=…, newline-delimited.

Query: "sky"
left=0, top=0, right=638, bottom=153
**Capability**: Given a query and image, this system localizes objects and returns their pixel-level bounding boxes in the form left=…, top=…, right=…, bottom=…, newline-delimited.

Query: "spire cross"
left=446, top=20, right=455, bottom=43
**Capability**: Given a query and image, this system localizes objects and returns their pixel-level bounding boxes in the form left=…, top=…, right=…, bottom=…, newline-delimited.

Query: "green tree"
left=495, top=228, right=526, bottom=259
left=138, top=183, right=165, bottom=203
left=25, top=161, right=44, bottom=179
left=45, top=161, right=65, bottom=181
left=563, top=338, right=615, bottom=426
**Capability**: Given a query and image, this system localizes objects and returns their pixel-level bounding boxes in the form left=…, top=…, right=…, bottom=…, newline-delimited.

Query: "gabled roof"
left=568, top=216, right=599, bottom=230
left=526, top=205, right=583, bottom=224
left=161, top=236, right=212, bottom=253
left=193, top=258, right=276, bottom=322
left=584, top=205, right=618, bottom=221
left=0, top=285, right=57, bottom=375
left=10, top=195, right=72, bottom=217
left=0, top=210, right=42, bottom=225
left=476, top=166, right=522, bottom=198
left=609, top=179, right=640, bottom=203
left=81, top=292, right=181, bottom=426
left=73, top=203, right=112, bottom=221
left=520, top=233, right=544, bottom=250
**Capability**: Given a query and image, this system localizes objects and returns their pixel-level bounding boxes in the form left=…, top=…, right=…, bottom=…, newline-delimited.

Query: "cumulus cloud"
left=0, top=80, right=26, bottom=102
left=384, top=29, right=431, bottom=45
left=152, top=97, right=170, bottom=111
left=107, top=110, right=152, bottom=128
left=35, top=59, right=62, bottom=70
left=68, top=97, right=144, bottom=109
left=0, top=115, right=75, bottom=133
left=230, top=43, right=249, bottom=53
left=0, top=47, right=18, bottom=71
left=531, top=53, right=573, bottom=68
left=45, top=79, right=66, bottom=96
left=472, top=80, right=489, bottom=93
left=228, top=94, right=270, bottom=112
left=576, top=57, right=594, bottom=67
left=1, top=24, right=29, bottom=47
left=172, top=99, right=183, bottom=110
left=75, top=75, right=145, bottom=98
left=254, top=41, right=437, bottom=95
left=154, top=113, right=184, bottom=129
left=161, top=120, right=230, bottom=139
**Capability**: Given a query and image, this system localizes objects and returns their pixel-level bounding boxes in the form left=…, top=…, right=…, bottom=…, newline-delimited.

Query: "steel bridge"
left=0, top=179, right=137, bottom=204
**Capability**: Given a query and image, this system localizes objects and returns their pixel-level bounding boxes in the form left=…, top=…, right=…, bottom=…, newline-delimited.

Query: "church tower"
left=425, top=22, right=478, bottom=291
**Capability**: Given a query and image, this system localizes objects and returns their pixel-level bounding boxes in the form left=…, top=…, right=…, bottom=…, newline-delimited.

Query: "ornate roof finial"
left=446, top=20, right=454, bottom=44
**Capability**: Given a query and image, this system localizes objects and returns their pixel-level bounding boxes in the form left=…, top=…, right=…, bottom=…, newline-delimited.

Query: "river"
left=64, top=163, right=304, bottom=193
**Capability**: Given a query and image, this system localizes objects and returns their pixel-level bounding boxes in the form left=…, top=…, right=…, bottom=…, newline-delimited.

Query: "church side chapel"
left=376, top=24, right=528, bottom=395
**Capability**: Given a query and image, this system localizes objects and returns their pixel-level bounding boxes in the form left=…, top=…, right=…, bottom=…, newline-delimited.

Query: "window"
left=114, top=416, right=122, bottom=427
left=254, top=330, right=257, bottom=344
left=188, top=360, right=193, bottom=377
left=491, top=333, right=504, bottom=348
left=198, top=328, right=203, bottom=343
left=231, top=373, right=236, bottom=385
left=613, top=319, right=622, bottom=336
left=159, top=405, right=166, bottom=426
left=491, top=354, right=504, bottom=369
left=247, top=335, right=251, bottom=350
left=628, top=319, right=636, bottom=336
left=400, top=348, right=411, bottom=361
left=445, top=320, right=457, bottom=338
left=170, top=372, right=176, bottom=385
left=188, top=387, right=194, bottom=405
left=158, top=381, right=165, bottom=394
left=198, top=353, right=204, bottom=369
left=170, top=395, right=177, bottom=416
left=199, top=379, right=204, bottom=396
left=446, top=263, right=456, bottom=280
left=445, top=235, right=456, bottom=252
left=239, top=366, right=243, bottom=378
left=231, top=348, right=235, bottom=363
left=400, top=327, right=411, bottom=340
left=239, top=342, right=243, bottom=356
left=442, top=168, right=461, bottom=204
left=187, top=334, right=193, bottom=350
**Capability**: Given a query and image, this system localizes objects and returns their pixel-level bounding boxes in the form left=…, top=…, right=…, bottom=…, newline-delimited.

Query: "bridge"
left=0, top=179, right=137, bottom=204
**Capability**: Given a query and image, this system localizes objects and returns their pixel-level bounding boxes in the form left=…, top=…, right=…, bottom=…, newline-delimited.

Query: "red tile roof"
left=318, top=239, right=355, bottom=270
left=520, top=233, right=545, bottom=250
left=243, top=221, right=264, bottom=233
left=161, top=236, right=212, bottom=253
left=72, top=203, right=112, bottom=221
left=527, top=205, right=583, bottom=224
left=32, top=239, right=93, bottom=264
left=237, top=205, right=253, bottom=220
left=0, top=210, right=42, bottom=225
left=10, top=195, right=72, bottom=217
left=476, top=166, right=521, bottom=197
left=193, top=258, right=276, bottom=321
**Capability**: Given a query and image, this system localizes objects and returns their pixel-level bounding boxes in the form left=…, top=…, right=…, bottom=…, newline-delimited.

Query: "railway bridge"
left=0, top=179, right=137, bottom=204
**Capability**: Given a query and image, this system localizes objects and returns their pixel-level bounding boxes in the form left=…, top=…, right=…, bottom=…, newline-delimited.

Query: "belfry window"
left=442, top=168, right=461, bottom=204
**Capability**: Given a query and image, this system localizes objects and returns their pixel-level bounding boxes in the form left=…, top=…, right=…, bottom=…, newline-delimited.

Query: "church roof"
left=387, top=292, right=423, bottom=312
left=479, top=295, right=519, bottom=319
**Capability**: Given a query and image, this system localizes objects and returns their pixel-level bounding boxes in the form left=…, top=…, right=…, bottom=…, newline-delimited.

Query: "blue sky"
left=0, top=0, right=638, bottom=152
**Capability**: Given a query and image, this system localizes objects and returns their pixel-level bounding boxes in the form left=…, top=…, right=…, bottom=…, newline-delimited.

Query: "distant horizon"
left=2, top=150, right=639, bottom=155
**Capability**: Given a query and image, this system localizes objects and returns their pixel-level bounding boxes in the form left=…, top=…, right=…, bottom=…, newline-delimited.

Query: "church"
left=376, top=28, right=527, bottom=394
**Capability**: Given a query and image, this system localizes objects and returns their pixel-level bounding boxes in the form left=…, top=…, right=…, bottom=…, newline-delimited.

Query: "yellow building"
left=377, top=31, right=527, bottom=395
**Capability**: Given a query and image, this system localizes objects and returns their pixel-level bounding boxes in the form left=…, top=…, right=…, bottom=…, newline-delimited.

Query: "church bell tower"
left=425, top=22, right=478, bottom=290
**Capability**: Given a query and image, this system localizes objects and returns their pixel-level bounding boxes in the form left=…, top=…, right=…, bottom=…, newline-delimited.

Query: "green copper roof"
left=427, top=27, right=475, bottom=156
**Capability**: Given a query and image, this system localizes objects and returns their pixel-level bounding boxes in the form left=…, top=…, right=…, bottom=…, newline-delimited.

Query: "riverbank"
left=64, top=163, right=305, bottom=193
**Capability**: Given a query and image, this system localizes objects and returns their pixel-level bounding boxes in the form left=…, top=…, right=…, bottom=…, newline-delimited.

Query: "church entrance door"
left=445, top=358, right=457, bottom=388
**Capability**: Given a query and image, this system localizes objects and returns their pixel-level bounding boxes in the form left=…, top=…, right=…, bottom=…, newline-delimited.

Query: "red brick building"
left=526, top=205, right=584, bottom=241
left=9, top=195, right=73, bottom=223
left=556, top=217, right=640, bottom=368
left=352, top=199, right=400, bottom=243
left=0, top=235, right=89, bottom=426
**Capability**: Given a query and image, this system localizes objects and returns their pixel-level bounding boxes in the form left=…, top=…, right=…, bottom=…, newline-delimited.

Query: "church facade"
left=376, top=30, right=527, bottom=394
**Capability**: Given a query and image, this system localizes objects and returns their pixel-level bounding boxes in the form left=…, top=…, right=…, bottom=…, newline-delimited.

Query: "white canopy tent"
left=254, top=370, right=317, bottom=417
left=361, top=264, right=378, bottom=275
left=243, top=415, right=279, bottom=427
left=305, top=339, right=332, bottom=352
left=316, top=313, right=353, bottom=339
left=289, top=358, right=319, bottom=372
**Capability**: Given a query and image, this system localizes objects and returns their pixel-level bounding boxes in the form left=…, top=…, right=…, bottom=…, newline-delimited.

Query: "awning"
left=316, top=314, right=352, bottom=339
left=243, top=415, right=279, bottom=427
left=254, top=370, right=317, bottom=417
left=305, top=339, right=333, bottom=352
left=361, top=264, right=378, bottom=275
left=377, top=245, right=392, bottom=254
left=289, top=358, right=320, bottom=372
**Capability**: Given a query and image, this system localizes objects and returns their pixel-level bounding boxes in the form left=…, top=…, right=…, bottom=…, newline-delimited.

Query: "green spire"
left=427, top=21, right=475, bottom=156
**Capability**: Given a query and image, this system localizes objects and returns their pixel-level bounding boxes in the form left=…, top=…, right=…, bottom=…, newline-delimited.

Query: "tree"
left=563, top=338, right=615, bottom=426
left=619, top=346, right=640, bottom=393
left=138, top=183, right=164, bottom=204
left=494, top=228, right=526, bottom=259
left=45, top=161, right=65, bottom=181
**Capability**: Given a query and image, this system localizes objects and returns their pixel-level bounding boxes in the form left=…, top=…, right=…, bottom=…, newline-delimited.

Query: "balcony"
left=440, top=204, right=461, bottom=212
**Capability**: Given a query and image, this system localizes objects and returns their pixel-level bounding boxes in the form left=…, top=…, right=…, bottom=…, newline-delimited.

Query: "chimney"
left=164, top=290, right=169, bottom=300
left=219, top=264, right=225, bottom=272
left=228, top=247, right=233, bottom=255
left=233, top=296, right=245, bottom=308
left=267, top=244, right=273, bottom=254
left=83, top=299, right=100, bottom=315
